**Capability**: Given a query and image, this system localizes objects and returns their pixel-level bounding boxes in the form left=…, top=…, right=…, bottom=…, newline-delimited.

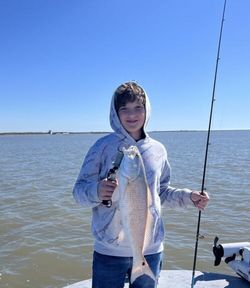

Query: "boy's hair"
left=114, top=82, right=146, bottom=112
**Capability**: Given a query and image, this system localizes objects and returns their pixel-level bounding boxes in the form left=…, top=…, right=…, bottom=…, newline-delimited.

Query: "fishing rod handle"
left=102, top=170, right=116, bottom=208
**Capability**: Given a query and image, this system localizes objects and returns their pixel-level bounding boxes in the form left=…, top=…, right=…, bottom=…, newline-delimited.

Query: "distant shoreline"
left=0, top=131, right=108, bottom=136
left=0, top=129, right=249, bottom=136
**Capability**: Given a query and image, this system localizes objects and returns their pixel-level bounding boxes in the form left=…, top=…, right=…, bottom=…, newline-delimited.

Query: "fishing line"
left=191, top=1, right=227, bottom=287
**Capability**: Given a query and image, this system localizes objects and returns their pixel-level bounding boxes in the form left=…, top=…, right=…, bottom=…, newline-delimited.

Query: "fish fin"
left=131, top=257, right=155, bottom=284
left=117, top=229, right=125, bottom=243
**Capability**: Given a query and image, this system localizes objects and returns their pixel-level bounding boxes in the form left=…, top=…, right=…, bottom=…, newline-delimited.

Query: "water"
left=0, top=131, right=249, bottom=288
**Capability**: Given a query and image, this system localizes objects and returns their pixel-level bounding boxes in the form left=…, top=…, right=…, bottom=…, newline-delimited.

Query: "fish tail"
left=131, top=257, right=156, bottom=284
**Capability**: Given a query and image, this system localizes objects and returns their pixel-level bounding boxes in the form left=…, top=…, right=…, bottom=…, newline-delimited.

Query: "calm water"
left=0, top=131, right=249, bottom=288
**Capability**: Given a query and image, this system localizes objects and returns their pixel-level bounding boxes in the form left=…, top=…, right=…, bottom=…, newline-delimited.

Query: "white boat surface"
left=63, top=269, right=250, bottom=288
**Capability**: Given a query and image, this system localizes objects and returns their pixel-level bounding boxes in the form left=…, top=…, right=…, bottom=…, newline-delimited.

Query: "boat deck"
left=63, top=270, right=249, bottom=287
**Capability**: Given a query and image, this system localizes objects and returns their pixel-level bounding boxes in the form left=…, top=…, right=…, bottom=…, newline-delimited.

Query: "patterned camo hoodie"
left=73, top=85, right=194, bottom=256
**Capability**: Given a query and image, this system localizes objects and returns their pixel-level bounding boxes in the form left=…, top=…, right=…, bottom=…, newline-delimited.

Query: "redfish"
left=118, top=146, right=155, bottom=284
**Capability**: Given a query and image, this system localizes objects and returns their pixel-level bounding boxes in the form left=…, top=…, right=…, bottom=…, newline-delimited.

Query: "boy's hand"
left=191, top=191, right=209, bottom=211
left=98, top=178, right=118, bottom=201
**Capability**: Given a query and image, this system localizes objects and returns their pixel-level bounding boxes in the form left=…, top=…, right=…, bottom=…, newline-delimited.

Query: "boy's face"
left=117, top=100, right=145, bottom=140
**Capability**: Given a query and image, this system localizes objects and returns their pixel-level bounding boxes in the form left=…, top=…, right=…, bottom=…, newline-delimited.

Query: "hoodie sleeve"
left=73, top=142, right=102, bottom=208
left=159, top=155, right=194, bottom=209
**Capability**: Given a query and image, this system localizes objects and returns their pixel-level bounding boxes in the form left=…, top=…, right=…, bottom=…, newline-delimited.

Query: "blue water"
left=0, top=131, right=249, bottom=288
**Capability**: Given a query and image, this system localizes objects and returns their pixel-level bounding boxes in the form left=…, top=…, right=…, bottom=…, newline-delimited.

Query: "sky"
left=0, top=0, right=249, bottom=133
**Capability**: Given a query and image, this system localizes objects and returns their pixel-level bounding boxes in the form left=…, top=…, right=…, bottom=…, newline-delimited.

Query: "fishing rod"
left=191, top=0, right=227, bottom=287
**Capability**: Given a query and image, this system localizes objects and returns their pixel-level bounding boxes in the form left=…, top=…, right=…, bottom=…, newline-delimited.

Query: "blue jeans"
left=92, top=251, right=162, bottom=288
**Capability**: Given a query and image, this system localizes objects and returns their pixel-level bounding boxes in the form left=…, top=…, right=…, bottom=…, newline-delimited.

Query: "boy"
left=73, top=82, right=209, bottom=288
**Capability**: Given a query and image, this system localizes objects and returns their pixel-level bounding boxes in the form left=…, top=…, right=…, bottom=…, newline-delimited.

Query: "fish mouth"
left=122, top=146, right=139, bottom=159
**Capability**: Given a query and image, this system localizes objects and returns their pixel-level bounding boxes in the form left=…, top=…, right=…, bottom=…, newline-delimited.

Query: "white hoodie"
left=73, top=86, right=194, bottom=256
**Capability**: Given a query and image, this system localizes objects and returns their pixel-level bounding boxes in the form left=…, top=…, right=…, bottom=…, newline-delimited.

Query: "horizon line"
left=0, top=129, right=250, bottom=136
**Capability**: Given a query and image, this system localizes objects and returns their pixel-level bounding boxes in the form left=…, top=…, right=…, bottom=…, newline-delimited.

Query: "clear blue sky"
left=0, top=0, right=249, bottom=132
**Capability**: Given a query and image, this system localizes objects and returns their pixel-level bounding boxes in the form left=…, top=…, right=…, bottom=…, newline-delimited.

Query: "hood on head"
left=109, top=82, right=151, bottom=140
